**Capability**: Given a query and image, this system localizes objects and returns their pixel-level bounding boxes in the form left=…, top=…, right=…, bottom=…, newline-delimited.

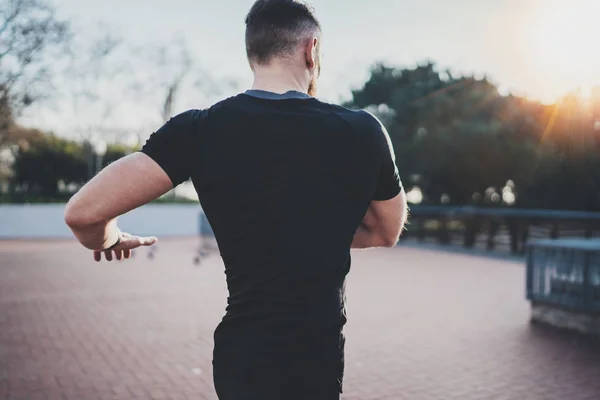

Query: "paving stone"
left=0, top=239, right=599, bottom=400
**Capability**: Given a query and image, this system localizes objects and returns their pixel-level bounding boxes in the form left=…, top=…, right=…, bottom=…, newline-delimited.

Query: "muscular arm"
left=351, top=111, right=406, bottom=249
left=64, top=153, right=173, bottom=250
left=351, top=190, right=408, bottom=249
left=64, top=110, right=199, bottom=260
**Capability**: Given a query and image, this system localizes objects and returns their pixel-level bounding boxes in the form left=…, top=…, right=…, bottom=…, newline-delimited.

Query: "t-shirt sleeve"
left=140, top=110, right=201, bottom=187
left=363, top=112, right=403, bottom=201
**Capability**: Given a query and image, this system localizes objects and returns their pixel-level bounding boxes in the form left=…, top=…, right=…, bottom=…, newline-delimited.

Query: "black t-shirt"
left=141, top=90, right=402, bottom=391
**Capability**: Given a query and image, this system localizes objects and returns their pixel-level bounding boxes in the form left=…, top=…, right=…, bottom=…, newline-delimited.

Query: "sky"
left=20, top=0, right=600, bottom=138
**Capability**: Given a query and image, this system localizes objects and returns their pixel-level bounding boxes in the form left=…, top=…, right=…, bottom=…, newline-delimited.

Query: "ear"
left=304, top=37, right=318, bottom=70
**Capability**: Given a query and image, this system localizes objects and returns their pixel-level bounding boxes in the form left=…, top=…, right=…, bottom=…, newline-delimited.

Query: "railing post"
left=525, top=244, right=535, bottom=300
left=463, top=216, right=478, bottom=249
left=520, top=222, right=530, bottom=256
left=417, top=217, right=426, bottom=243
left=550, top=221, right=559, bottom=239
left=508, top=217, right=518, bottom=254
left=438, top=216, right=451, bottom=245
left=583, top=250, right=591, bottom=310
left=487, top=220, right=498, bottom=251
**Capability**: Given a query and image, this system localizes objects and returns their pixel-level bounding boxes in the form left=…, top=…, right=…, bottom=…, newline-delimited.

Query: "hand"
left=93, top=232, right=158, bottom=262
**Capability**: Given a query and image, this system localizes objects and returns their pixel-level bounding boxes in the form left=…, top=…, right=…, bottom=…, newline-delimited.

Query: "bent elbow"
left=64, top=204, right=83, bottom=229
left=379, top=233, right=399, bottom=248
left=64, top=200, right=95, bottom=229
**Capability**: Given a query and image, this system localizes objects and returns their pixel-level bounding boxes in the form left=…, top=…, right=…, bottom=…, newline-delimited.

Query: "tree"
left=0, top=0, right=69, bottom=136
left=346, top=62, right=542, bottom=207
left=0, top=0, right=70, bottom=190
left=11, top=133, right=87, bottom=197
left=0, top=124, right=43, bottom=187
left=347, top=62, right=600, bottom=211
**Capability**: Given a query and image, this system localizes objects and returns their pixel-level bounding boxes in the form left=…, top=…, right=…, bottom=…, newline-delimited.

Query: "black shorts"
left=212, top=327, right=345, bottom=400
left=213, top=373, right=341, bottom=400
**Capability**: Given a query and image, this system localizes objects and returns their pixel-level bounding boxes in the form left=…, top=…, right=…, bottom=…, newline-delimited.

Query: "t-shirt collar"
left=245, top=89, right=312, bottom=100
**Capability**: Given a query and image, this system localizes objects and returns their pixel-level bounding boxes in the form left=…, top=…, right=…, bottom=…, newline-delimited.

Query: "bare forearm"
left=64, top=153, right=173, bottom=250
left=68, top=218, right=120, bottom=250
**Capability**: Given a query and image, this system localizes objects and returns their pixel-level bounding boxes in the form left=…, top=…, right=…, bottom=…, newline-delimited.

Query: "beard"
left=308, top=75, right=318, bottom=97
left=307, top=60, right=320, bottom=97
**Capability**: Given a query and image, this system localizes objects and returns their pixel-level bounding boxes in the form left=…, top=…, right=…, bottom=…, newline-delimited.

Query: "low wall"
left=0, top=204, right=202, bottom=239
left=531, top=303, right=600, bottom=336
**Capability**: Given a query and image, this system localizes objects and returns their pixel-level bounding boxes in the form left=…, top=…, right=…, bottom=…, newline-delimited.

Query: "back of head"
left=245, top=0, right=322, bottom=66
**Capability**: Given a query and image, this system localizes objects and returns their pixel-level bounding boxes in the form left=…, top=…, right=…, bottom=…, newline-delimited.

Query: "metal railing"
left=526, top=239, right=600, bottom=313
left=195, top=206, right=600, bottom=257
left=406, top=206, right=600, bottom=255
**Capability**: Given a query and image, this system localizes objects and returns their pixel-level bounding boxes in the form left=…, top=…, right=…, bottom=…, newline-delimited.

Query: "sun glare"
left=579, top=86, right=593, bottom=100
left=532, top=0, right=600, bottom=101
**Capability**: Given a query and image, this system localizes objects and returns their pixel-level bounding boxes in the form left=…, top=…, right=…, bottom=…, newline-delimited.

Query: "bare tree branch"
left=0, top=0, right=69, bottom=124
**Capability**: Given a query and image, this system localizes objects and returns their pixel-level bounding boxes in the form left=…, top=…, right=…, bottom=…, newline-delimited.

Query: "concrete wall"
left=0, top=204, right=203, bottom=239
left=531, top=303, right=600, bottom=336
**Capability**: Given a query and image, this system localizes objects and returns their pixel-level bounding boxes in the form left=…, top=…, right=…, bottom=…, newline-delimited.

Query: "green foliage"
left=346, top=62, right=600, bottom=211
left=4, top=60, right=600, bottom=211
left=10, top=134, right=87, bottom=196
left=2, top=133, right=149, bottom=203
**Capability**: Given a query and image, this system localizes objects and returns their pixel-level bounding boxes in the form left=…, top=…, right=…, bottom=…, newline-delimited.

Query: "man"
left=64, top=0, right=408, bottom=398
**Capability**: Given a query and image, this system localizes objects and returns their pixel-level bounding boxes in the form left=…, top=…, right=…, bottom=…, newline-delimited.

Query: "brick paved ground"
left=1, top=238, right=599, bottom=400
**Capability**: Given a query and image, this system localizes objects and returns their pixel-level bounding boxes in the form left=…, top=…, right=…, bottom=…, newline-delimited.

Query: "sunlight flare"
left=531, top=0, right=600, bottom=101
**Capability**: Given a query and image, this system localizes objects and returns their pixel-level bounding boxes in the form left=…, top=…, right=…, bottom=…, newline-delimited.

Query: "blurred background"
left=2, top=0, right=600, bottom=210
left=2, top=2, right=600, bottom=400
left=3, top=0, right=600, bottom=249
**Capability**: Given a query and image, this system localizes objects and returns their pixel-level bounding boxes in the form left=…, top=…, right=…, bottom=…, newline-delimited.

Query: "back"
left=140, top=90, right=402, bottom=396
left=140, top=90, right=402, bottom=332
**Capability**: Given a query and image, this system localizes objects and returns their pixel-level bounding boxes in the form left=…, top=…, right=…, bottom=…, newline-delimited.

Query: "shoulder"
left=159, top=96, right=245, bottom=135
left=206, top=94, right=247, bottom=114
left=318, top=101, right=387, bottom=137
left=353, top=109, right=387, bottom=136
left=161, top=109, right=208, bottom=134
left=169, top=94, right=243, bottom=121
left=327, top=106, right=392, bottom=157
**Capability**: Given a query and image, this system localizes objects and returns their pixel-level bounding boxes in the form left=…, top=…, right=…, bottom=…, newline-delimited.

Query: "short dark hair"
left=245, top=0, right=321, bottom=65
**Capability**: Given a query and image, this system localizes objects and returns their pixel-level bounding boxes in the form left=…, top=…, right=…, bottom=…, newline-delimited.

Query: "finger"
left=94, top=251, right=102, bottom=262
left=138, top=236, right=158, bottom=247
left=104, top=250, right=113, bottom=262
left=115, top=250, right=122, bottom=261
left=124, top=249, right=131, bottom=259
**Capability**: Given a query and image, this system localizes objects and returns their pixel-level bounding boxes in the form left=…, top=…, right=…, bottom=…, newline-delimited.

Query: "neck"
left=251, top=62, right=308, bottom=95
